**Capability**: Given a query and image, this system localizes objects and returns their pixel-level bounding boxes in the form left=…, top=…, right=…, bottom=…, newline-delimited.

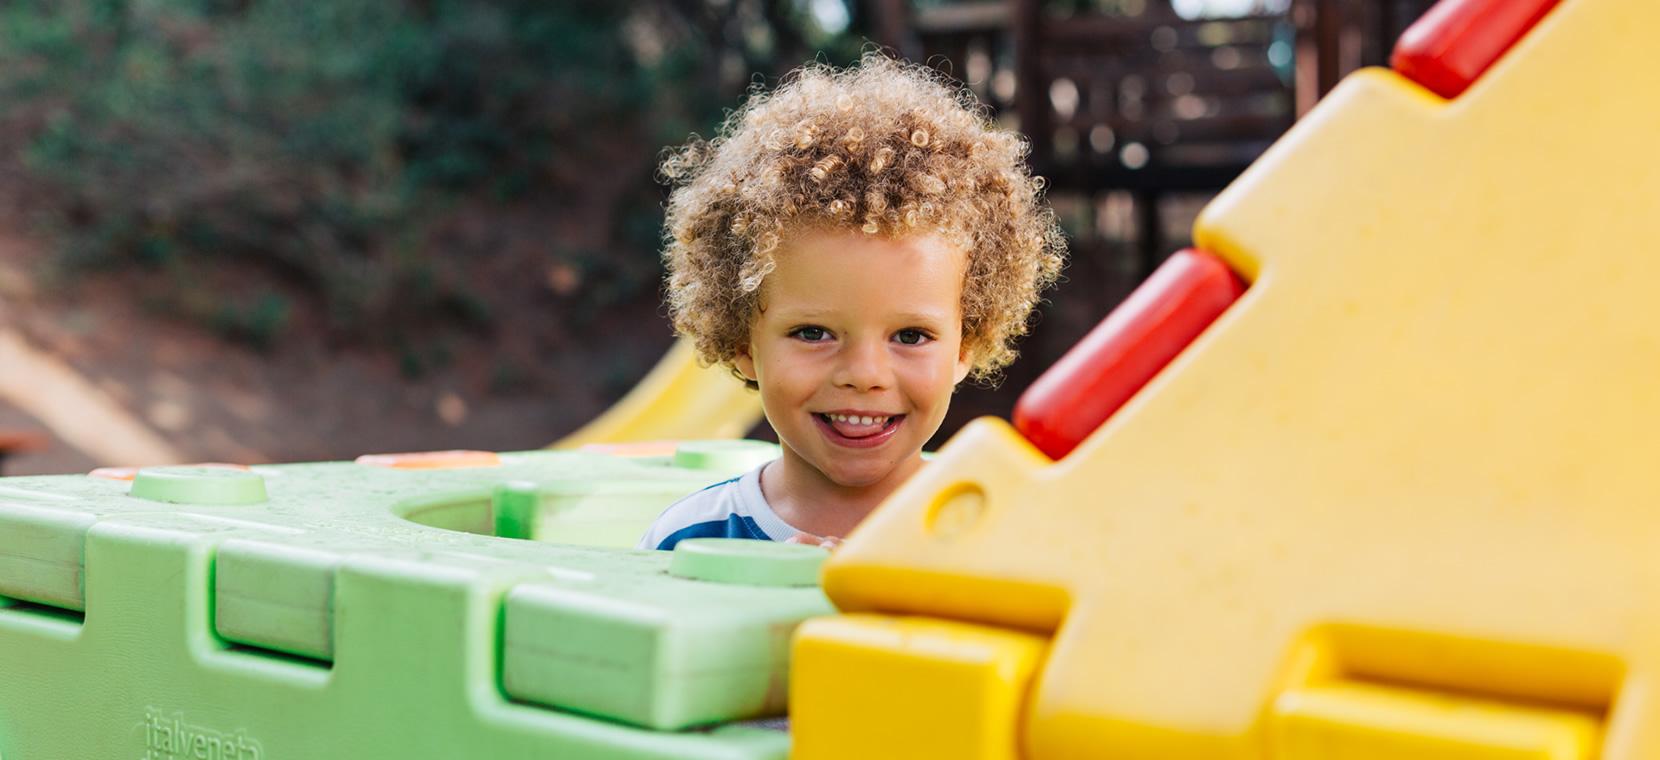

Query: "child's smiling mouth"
left=814, top=412, right=905, bottom=448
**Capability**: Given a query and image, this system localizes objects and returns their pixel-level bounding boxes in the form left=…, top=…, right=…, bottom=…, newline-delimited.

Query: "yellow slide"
left=552, top=337, right=763, bottom=449
left=794, top=0, right=1660, bottom=758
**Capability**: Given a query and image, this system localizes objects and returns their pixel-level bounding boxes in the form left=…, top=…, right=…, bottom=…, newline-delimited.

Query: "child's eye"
left=894, top=329, right=932, bottom=346
left=792, top=326, right=830, bottom=342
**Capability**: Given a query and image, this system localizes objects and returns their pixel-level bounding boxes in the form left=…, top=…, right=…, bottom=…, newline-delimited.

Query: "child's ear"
left=952, top=349, right=972, bottom=385
left=734, top=347, right=758, bottom=383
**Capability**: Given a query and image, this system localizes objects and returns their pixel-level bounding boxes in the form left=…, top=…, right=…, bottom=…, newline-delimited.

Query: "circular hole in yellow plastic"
left=926, top=485, right=987, bottom=540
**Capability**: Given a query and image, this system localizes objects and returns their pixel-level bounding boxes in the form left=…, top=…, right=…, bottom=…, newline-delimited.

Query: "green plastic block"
left=491, top=477, right=720, bottom=547
left=673, top=440, right=782, bottom=472
left=131, top=466, right=269, bottom=505
left=215, top=537, right=353, bottom=661
left=0, top=502, right=95, bottom=610
left=493, top=481, right=541, bottom=540
left=503, top=572, right=832, bottom=730
left=669, top=538, right=827, bottom=587
left=0, top=443, right=802, bottom=760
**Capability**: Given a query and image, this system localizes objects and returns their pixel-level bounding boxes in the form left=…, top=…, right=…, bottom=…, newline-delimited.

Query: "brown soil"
left=0, top=223, right=675, bottom=476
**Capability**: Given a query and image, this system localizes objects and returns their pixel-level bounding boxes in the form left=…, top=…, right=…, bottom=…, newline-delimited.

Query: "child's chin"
left=818, top=462, right=890, bottom=488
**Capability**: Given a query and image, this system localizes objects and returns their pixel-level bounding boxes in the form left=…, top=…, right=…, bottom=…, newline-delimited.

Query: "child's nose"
left=833, top=339, right=893, bottom=391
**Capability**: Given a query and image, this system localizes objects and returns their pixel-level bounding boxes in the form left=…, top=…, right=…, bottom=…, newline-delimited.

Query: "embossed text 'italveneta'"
left=143, top=709, right=263, bottom=760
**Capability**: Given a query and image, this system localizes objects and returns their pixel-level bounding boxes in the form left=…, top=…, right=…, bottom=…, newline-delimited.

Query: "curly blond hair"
left=659, top=53, right=1065, bottom=387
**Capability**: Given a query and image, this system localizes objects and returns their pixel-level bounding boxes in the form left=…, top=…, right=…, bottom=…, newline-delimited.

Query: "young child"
left=638, top=54, right=1064, bottom=551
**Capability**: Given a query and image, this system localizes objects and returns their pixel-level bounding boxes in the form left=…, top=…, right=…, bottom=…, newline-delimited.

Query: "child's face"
left=735, top=227, right=972, bottom=489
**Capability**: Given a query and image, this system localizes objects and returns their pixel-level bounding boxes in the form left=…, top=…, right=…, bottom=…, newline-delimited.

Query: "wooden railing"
left=864, top=0, right=1436, bottom=271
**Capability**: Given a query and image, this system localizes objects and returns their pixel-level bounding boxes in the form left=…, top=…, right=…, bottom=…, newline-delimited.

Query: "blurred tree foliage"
left=0, top=0, right=865, bottom=347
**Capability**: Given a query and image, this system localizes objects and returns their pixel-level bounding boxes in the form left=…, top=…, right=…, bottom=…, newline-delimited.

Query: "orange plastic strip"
left=578, top=440, right=681, bottom=458
left=354, top=450, right=501, bottom=470
left=88, top=462, right=250, bottom=481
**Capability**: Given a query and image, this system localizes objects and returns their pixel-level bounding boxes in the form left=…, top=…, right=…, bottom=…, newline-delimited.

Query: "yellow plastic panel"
left=553, top=338, right=763, bottom=448
left=791, top=614, right=1047, bottom=760
left=819, top=0, right=1660, bottom=757
left=1273, top=684, right=1598, bottom=760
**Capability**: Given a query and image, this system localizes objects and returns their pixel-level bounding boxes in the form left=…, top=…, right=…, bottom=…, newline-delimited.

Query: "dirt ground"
left=0, top=226, right=678, bottom=476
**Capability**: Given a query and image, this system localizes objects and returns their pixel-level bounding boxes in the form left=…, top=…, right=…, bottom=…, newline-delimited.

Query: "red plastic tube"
left=1391, top=0, right=1560, bottom=99
left=1013, top=249, right=1245, bottom=460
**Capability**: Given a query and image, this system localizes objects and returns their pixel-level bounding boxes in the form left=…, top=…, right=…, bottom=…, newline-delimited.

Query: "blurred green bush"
left=0, top=0, right=860, bottom=348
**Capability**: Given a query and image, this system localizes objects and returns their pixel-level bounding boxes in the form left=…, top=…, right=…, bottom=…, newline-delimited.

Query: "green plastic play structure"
left=0, top=441, right=827, bottom=759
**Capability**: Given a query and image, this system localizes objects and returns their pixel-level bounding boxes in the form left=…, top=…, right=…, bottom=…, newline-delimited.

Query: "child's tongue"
left=828, top=414, right=888, bottom=438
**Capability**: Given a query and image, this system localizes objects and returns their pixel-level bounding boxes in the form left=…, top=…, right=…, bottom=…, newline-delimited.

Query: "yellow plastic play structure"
left=552, top=338, right=763, bottom=449
left=794, top=0, right=1660, bottom=758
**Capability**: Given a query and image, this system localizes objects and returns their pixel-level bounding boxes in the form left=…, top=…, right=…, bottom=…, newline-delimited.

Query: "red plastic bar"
left=1391, top=0, right=1560, bottom=99
left=1013, top=249, right=1245, bottom=460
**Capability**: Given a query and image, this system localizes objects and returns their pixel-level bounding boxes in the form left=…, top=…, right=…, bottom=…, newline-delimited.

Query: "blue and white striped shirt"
left=636, top=463, right=802, bottom=551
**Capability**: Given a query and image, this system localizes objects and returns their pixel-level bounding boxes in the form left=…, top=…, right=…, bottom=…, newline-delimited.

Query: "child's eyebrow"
left=769, top=308, right=834, bottom=322
left=771, top=307, right=958, bottom=325
left=893, top=310, right=957, bottom=324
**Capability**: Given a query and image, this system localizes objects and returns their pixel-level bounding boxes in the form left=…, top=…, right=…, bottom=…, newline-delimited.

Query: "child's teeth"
left=827, top=414, right=888, bottom=426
